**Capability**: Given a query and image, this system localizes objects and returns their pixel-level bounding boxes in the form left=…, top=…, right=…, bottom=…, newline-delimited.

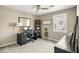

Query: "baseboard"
left=0, top=42, right=16, bottom=48
left=42, top=37, right=59, bottom=42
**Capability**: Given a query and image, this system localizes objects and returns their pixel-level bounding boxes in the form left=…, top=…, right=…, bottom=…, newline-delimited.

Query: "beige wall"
left=77, top=5, right=79, bottom=16
left=38, top=7, right=76, bottom=41
left=0, top=6, right=35, bottom=47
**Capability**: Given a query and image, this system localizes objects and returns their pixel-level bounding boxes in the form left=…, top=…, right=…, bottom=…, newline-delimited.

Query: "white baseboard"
left=42, top=37, right=59, bottom=42
left=0, top=42, right=16, bottom=48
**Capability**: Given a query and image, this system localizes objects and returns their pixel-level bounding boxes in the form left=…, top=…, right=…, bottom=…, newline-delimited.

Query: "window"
left=53, top=13, right=67, bottom=33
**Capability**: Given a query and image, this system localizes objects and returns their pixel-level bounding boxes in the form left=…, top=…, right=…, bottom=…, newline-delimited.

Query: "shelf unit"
left=35, top=20, right=41, bottom=38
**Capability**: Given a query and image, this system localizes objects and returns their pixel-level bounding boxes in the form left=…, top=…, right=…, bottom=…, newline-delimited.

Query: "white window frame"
left=53, top=13, right=67, bottom=33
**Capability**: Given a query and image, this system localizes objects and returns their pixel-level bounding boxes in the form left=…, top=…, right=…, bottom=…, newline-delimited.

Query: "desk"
left=17, top=30, right=37, bottom=45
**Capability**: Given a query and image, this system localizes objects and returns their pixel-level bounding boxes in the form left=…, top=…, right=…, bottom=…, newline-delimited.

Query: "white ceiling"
left=3, top=5, right=76, bottom=16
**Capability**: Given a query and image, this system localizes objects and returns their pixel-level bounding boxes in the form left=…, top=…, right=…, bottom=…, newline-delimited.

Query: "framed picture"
left=43, top=20, right=51, bottom=25
left=18, top=17, right=31, bottom=27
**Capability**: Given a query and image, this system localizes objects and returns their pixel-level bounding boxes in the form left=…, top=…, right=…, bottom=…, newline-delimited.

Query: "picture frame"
left=18, top=17, right=31, bottom=27
left=42, top=20, right=52, bottom=25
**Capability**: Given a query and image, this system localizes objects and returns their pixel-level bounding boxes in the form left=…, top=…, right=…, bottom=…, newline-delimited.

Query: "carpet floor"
left=0, top=39, right=56, bottom=53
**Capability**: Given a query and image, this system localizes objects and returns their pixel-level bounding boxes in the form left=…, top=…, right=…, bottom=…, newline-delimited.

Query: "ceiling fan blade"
left=49, top=5, right=54, bottom=7
left=32, top=6, right=36, bottom=8
left=41, top=8, right=49, bottom=10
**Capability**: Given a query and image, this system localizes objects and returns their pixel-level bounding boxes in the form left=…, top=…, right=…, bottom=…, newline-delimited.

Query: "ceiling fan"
left=32, top=5, right=54, bottom=12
